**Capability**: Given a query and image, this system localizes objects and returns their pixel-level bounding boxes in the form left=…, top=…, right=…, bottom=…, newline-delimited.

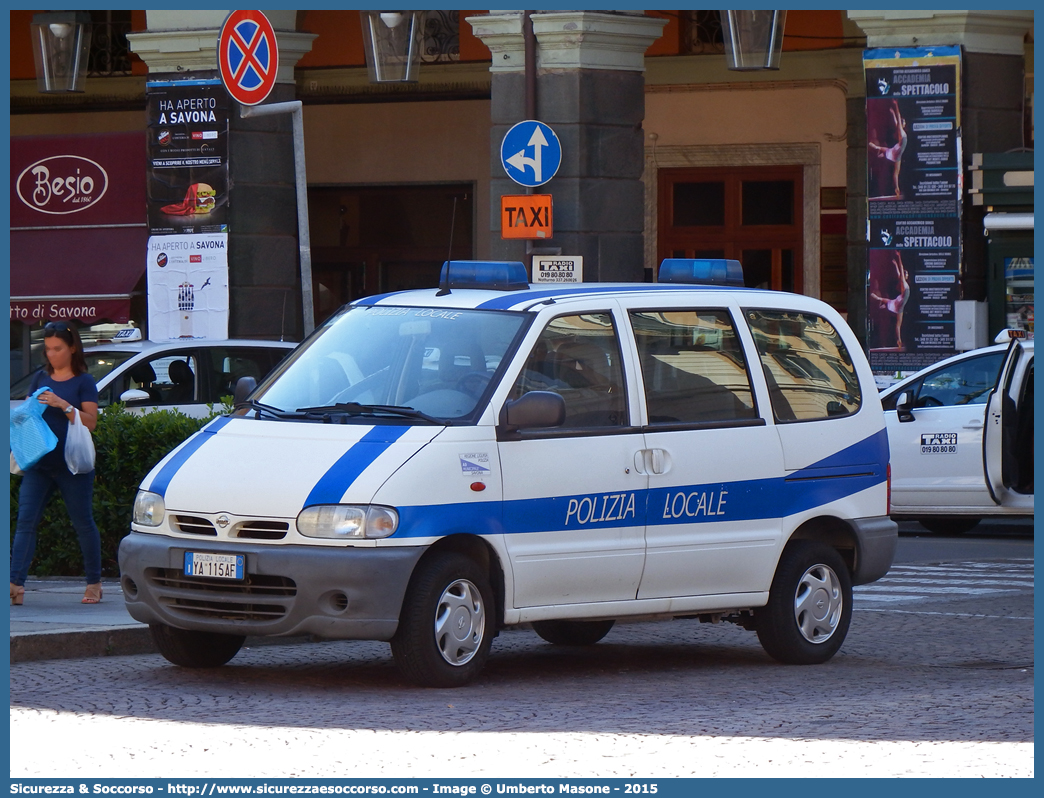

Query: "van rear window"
left=744, top=309, right=861, bottom=423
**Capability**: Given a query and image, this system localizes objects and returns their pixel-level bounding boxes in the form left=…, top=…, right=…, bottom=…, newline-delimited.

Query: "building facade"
left=9, top=9, right=1034, bottom=378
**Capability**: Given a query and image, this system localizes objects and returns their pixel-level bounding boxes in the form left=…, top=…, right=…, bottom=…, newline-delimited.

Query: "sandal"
left=82, top=583, right=102, bottom=604
left=10, top=583, right=24, bottom=606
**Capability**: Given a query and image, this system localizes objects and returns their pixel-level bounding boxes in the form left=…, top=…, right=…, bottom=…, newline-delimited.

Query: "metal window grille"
left=87, top=10, right=132, bottom=77
left=683, top=11, right=725, bottom=55
left=421, top=10, right=460, bottom=63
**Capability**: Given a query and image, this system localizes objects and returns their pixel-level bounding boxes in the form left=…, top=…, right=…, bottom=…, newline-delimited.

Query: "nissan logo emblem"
left=216, top=515, right=231, bottom=529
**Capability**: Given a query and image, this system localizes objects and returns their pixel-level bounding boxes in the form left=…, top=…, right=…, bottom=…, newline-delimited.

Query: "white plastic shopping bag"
left=64, top=408, right=96, bottom=475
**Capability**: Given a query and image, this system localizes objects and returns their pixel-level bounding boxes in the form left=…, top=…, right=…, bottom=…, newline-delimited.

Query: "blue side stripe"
left=476, top=282, right=737, bottom=311
left=304, top=425, right=410, bottom=507
left=795, top=428, right=890, bottom=473
left=149, top=416, right=232, bottom=497
left=392, top=430, right=888, bottom=538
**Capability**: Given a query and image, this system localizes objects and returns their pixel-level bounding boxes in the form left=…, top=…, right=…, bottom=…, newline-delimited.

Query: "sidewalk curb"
left=10, top=628, right=319, bottom=663
left=11, top=627, right=156, bottom=663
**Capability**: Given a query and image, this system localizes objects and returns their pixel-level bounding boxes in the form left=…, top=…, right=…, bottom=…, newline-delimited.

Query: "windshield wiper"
left=240, top=399, right=290, bottom=419
left=296, top=402, right=441, bottom=424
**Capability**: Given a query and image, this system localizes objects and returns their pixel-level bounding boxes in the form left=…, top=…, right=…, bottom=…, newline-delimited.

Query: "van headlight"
left=133, top=491, right=166, bottom=527
left=296, top=505, right=399, bottom=540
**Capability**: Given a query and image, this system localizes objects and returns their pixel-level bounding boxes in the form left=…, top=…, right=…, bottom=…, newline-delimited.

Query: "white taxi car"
left=11, top=334, right=295, bottom=418
left=880, top=335, right=1034, bottom=534
left=119, top=260, right=896, bottom=687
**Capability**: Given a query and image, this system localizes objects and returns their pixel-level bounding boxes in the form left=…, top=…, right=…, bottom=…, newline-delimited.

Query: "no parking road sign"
left=501, top=120, right=562, bottom=188
left=218, top=10, right=279, bottom=106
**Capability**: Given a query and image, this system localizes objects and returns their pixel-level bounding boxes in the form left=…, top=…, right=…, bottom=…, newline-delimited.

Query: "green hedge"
left=10, top=403, right=228, bottom=578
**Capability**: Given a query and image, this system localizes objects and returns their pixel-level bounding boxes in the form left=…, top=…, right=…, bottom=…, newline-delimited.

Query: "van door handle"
left=963, top=421, right=984, bottom=430
left=634, top=450, right=648, bottom=475
left=650, top=448, right=672, bottom=475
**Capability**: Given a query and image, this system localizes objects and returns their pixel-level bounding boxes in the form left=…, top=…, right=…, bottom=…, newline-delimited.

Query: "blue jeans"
left=11, top=461, right=102, bottom=586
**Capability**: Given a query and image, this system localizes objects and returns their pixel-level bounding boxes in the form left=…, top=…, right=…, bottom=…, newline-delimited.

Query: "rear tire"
left=755, top=541, right=852, bottom=665
left=150, top=624, right=244, bottom=668
left=532, top=619, right=615, bottom=646
left=391, top=552, right=494, bottom=688
left=919, top=517, right=981, bottom=536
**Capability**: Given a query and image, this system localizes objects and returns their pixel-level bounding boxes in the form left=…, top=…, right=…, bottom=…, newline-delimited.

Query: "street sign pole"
left=219, top=10, right=314, bottom=336
left=238, top=101, right=314, bottom=336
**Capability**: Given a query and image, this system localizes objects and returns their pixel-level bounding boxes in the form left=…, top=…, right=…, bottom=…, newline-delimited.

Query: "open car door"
left=982, top=339, right=1034, bottom=506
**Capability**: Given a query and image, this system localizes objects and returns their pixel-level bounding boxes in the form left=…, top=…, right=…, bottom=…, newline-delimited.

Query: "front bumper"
left=848, top=515, right=898, bottom=585
left=118, top=532, right=425, bottom=640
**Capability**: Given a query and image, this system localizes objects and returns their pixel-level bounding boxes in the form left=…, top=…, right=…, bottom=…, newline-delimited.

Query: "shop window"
left=659, top=166, right=803, bottom=293
left=307, top=184, right=473, bottom=319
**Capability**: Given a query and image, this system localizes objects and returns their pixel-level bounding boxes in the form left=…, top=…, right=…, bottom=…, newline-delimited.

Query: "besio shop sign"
left=16, top=155, right=109, bottom=215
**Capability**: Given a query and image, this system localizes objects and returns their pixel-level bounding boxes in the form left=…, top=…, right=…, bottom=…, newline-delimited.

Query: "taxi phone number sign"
left=501, top=194, right=552, bottom=240
left=920, top=432, right=957, bottom=454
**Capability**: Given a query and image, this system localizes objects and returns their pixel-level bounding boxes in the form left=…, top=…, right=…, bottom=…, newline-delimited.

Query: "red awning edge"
left=10, top=296, right=134, bottom=325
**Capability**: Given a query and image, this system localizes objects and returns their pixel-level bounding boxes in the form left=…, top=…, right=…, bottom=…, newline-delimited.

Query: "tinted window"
left=745, top=309, right=861, bottom=422
left=510, top=313, right=627, bottom=428
left=146, top=354, right=199, bottom=405
left=630, top=309, right=756, bottom=425
left=205, top=347, right=288, bottom=402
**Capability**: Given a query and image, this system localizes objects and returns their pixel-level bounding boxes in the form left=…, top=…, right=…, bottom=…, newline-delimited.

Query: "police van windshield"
left=253, top=305, right=529, bottom=423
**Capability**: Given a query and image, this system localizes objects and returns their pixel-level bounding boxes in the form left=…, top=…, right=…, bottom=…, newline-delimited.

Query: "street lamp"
left=30, top=11, right=92, bottom=93
left=360, top=10, right=423, bottom=83
left=720, top=10, right=787, bottom=71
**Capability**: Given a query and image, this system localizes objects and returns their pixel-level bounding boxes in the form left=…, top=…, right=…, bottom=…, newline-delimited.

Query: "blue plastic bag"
left=10, top=387, right=58, bottom=471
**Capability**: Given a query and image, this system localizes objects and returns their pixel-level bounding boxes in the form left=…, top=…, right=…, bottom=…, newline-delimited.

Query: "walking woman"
left=10, top=321, right=102, bottom=605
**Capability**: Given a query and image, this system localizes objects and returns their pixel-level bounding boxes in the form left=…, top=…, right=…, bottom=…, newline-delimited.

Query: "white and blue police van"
left=119, top=259, right=897, bottom=687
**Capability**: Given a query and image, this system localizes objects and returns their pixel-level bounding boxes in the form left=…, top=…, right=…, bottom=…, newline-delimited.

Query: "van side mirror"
left=500, top=391, right=566, bottom=432
left=895, top=390, right=915, bottom=423
left=233, top=376, right=257, bottom=407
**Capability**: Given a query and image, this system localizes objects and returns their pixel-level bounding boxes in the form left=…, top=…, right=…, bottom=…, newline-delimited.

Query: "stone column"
left=847, top=11, right=1032, bottom=312
left=468, top=11, right=666, bottom=281
left=128, top=11, right=315, bottom=340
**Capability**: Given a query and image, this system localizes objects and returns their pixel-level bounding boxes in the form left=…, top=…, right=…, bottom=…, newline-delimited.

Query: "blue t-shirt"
left=29, top=371, right=99, bottom=470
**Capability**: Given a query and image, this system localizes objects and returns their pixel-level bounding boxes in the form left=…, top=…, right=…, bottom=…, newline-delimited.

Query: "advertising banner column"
left=864, top=46, right=962, bottom=373
left=145, top=76, right=230, bottom=340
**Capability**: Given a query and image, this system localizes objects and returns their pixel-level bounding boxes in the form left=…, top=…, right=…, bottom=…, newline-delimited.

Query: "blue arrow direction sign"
left=501, top=120, right=562, bottom=188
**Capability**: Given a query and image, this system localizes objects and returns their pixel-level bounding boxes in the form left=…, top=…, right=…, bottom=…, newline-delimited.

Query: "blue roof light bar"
left=438, top=260, right=530, bottom=294
left=658, top=258, right=745, bottom=287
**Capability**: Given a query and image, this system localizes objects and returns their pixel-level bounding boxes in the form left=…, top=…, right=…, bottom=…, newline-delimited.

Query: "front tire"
left=532, top=619, right=615, bottom=646
left=919, top=517, right=980, bottom=536
left=150, top=624, right=244, bottom=668
left=755, top=541, right=852, bottom=665
left=391, top=552, right=494, bottom=688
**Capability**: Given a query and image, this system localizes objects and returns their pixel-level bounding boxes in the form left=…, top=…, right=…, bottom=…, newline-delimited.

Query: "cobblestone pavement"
left=10, top=558, right=1033, bottom=779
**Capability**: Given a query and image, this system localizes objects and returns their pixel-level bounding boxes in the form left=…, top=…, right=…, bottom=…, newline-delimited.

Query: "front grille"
left=173, top=515, right=217, bottom=536
left=235, top=520, right=289, bottom=540
left=147, top=568, right=296, bottom=622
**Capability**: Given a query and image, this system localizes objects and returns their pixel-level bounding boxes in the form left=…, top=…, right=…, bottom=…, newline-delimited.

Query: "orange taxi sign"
left=501, top=194, right=552, bottom=239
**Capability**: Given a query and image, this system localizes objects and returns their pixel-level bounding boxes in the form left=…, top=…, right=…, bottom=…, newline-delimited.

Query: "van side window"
left=510, top=313, right=627, bottom=428
left=629, top=309, right=757, bottom=425
left=745, top=309, right=861, bottom=422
